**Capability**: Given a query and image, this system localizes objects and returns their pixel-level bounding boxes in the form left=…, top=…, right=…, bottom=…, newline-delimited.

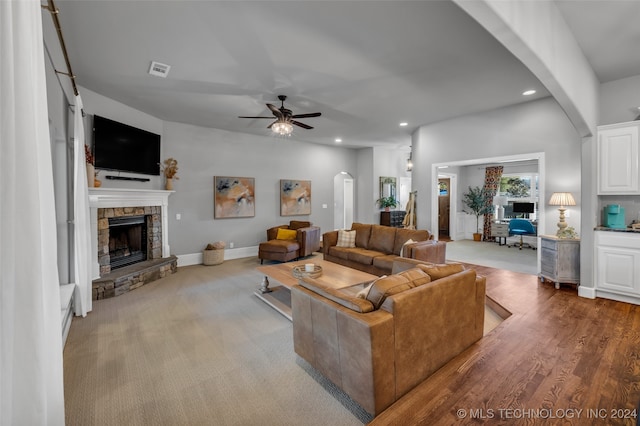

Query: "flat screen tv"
left=512, top=202, right=535, bottom=213
left=93, top=115, right=161, bottom=176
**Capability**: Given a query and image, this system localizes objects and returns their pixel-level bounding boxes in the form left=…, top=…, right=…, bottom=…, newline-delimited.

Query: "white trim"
left=593, top=289, right=640, bottom=305
left=431, top=152, right=545, bottom=272
left=177, top=246, right=260, bottom=267
left=578, top=286, right=596, bottom=299
left=60, top=283, right=75, bottom=345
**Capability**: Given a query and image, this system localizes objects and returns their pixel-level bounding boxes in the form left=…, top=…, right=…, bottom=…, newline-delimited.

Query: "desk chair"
left=507, top=219, right=537, bottom=250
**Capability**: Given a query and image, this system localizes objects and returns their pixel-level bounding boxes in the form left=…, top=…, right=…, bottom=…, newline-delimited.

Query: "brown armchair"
left=258, top=221, right=321, bottom=263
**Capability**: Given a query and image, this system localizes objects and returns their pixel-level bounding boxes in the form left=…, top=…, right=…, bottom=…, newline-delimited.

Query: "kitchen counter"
left=595, top=226, right=640, bottom=233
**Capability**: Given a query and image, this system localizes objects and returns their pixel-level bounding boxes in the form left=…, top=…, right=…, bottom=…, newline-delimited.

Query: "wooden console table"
left=539, top=235, right=580, bottom=289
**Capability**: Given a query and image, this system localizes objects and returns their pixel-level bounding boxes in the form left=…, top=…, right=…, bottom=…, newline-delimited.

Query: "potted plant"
left=377, top=196, right=399, bottom=212
left=462, top=186, right=493, bottom=241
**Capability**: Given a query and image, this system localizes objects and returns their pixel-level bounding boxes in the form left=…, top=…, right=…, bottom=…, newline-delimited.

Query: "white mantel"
left=88, top=188, right=173, bottom=278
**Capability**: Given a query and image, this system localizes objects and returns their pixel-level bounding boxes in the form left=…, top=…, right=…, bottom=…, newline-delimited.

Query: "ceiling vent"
left=148, top=61, right=170, bottom=78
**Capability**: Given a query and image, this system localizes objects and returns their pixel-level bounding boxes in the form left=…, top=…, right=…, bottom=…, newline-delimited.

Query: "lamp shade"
left=549, top=192, right=576, bottom=207
left=493, top=195, right=508, bottom=206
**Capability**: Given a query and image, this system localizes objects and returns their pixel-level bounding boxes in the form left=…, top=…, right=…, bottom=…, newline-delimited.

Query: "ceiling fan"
left=239, top=95, right=321, bottom=134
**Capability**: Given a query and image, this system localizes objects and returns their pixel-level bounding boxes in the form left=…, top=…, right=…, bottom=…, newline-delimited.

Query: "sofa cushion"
left=289, top=220, right=311, bottom=230
left=276, top=228, right=298, bottom=240
left=369, top=225, right=397, bottom=254
left=366, top=268, right=430, bottom=309
left=259, top=239, right=300, bottom=253
left=348, top=248, right=384, bottom=265
left=351, top=223, right=372, bottom=249
left=393, top=228, right=430, bottom=255
left=298, top=279, right=375, bottom=313
left=417, top=262, right=465, bottom=280
left=328, top=246, right=354, bottom=260
left=336, top=229, right=356, bottom=248
left=372, top=254, right=401, bottom=272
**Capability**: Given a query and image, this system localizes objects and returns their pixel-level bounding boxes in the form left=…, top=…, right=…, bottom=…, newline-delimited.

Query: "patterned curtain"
left=482, top=166, right=503, bottom=241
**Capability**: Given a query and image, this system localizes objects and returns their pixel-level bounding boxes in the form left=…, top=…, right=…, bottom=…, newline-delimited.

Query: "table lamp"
left=549, top=192, right=576, bottom=235
left=493, top=195, right=508, bottom=221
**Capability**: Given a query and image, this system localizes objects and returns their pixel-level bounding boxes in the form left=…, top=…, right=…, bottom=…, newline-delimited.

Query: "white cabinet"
left=597, top=121, right=640, bottom=194
left=595, top=231, right=640, bottom=304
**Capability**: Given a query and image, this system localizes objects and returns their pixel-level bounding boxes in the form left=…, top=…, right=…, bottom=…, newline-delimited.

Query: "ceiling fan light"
left=272, top=121, right=293, bottom=136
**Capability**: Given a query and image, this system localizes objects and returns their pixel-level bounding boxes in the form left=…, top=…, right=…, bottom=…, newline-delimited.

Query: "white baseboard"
left=578, top=286, right=596, bottom=299
left=177, top=246, right=259, bottom=267
left=60, top=283, right=75, bottom=346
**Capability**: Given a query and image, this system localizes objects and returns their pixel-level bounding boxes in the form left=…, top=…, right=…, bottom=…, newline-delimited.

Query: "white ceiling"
left=54, top=1, right=640, bottom=148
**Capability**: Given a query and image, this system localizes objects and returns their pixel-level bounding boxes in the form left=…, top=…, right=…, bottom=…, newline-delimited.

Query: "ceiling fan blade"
left=291, top=112, right=321, bottom=119
left=266, top=103, right=284, bottom=119
left=292, top=120, right=313, bottom=130
left=238, top=116, right=275, bottom=119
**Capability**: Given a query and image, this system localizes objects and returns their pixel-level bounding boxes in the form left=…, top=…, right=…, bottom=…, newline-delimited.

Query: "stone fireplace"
left=97, top=207, right=161, bottom=275
left=89, top=188, right=176, bottom=299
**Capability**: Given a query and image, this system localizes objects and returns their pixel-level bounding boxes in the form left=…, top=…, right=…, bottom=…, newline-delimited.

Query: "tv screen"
left=512, top=202, right=535, bottom=213
left=93, top=115, right=161, bottom=176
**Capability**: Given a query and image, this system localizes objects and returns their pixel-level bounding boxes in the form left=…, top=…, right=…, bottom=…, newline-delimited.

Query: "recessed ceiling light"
left=335, top=138, right=342, bottom=143
left=399, top=122, right=408, bottom=127
left=522, top=89, right=536, bottom=96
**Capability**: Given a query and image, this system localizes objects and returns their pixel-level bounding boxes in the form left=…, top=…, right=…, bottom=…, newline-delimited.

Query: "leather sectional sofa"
left=322, top=223, right=446, bottom=276
left=291, top=257, right=486, bottom=416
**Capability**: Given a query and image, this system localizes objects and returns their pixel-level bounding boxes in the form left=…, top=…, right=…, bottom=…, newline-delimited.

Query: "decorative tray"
left=292, top=265, right=323, bottom=279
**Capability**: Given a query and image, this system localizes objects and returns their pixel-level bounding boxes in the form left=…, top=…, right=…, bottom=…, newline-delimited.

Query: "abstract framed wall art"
left=280, top=179, right=311, bottom=216
left=214, top=176, right=255, bottom=219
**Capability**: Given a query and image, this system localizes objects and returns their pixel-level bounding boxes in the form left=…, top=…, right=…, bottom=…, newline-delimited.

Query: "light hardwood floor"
left=370, top=264, right=640, bottom=425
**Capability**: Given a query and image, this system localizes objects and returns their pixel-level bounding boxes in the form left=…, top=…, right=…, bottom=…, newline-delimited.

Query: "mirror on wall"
left=379, top=177, right=397, bottom=200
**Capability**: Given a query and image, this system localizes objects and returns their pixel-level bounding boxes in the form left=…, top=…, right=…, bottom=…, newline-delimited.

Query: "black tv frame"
left=512, top=202, right=535, bottom=214
left=93, top=115, right=161, bottom=176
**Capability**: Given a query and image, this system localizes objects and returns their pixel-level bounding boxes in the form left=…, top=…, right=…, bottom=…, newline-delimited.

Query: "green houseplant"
left=462, top=186, right=493, bottom=241
left=377, top=196, right=399, bottom=211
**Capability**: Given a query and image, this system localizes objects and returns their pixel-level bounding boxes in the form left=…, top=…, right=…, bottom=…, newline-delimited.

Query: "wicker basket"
left=203, top=249, right=224, bottom=266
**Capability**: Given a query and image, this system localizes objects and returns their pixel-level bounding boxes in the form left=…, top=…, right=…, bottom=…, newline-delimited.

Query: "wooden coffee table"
left=255, top=259, right=378, bottom=320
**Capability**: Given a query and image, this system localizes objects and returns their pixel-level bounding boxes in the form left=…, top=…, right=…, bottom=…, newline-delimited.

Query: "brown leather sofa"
left=322, top=223, right=446, bottom=276
left=291, top=258, right=486, bottom=416
left=258, top=220, right=321, bottom=263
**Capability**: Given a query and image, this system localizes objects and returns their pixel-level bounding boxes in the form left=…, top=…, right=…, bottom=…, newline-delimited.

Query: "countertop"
left=595, top=226, right=640, bottom=233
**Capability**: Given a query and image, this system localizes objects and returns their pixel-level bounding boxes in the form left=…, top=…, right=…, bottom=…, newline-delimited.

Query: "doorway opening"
left=334, top=172, right=354, bottom=230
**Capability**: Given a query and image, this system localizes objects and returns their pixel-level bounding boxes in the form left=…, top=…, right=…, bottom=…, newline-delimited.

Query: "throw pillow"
left=336, top=229, right=356, bottom=248
left=417, top=262, right=465, bottom=280
left=400, top=238, right=416, bottom=257
left=366, top=274, right=414, bottom=309
left=276, top=228, right=297, bottom=240
left=356, top=276, right=386, bottom=299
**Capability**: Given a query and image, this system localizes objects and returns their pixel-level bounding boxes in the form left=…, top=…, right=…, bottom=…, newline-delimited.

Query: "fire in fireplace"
left=108, top=215, right=147, bottom=269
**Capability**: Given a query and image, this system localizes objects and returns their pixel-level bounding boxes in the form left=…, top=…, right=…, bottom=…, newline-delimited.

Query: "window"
left=499, top=173, right=539, bottom=219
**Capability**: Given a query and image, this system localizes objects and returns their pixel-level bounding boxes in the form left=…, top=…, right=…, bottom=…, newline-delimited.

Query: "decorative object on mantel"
left=161, top=157, right=179, bottom=190
left=549, top=192, right=576, bottom=236
left=94, top=170, right=102, bottom=188
left=85, top=144, right=95, bottom=188
left=203, top=241, right=225, bottom=265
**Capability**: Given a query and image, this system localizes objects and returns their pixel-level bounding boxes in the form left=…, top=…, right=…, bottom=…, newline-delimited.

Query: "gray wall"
left=412, top=96, right=582, bottom=238
left=162, top=121, right=357, bottom=254
left=599, top=75, right=640, bottom=125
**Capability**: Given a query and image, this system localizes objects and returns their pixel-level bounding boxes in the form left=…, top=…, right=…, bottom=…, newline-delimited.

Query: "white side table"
left=539, top=235, right=580, bottom=289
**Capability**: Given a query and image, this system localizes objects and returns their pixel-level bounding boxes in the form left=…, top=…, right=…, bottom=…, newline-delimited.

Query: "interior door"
left=438, top=178, right=450, bottom=237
